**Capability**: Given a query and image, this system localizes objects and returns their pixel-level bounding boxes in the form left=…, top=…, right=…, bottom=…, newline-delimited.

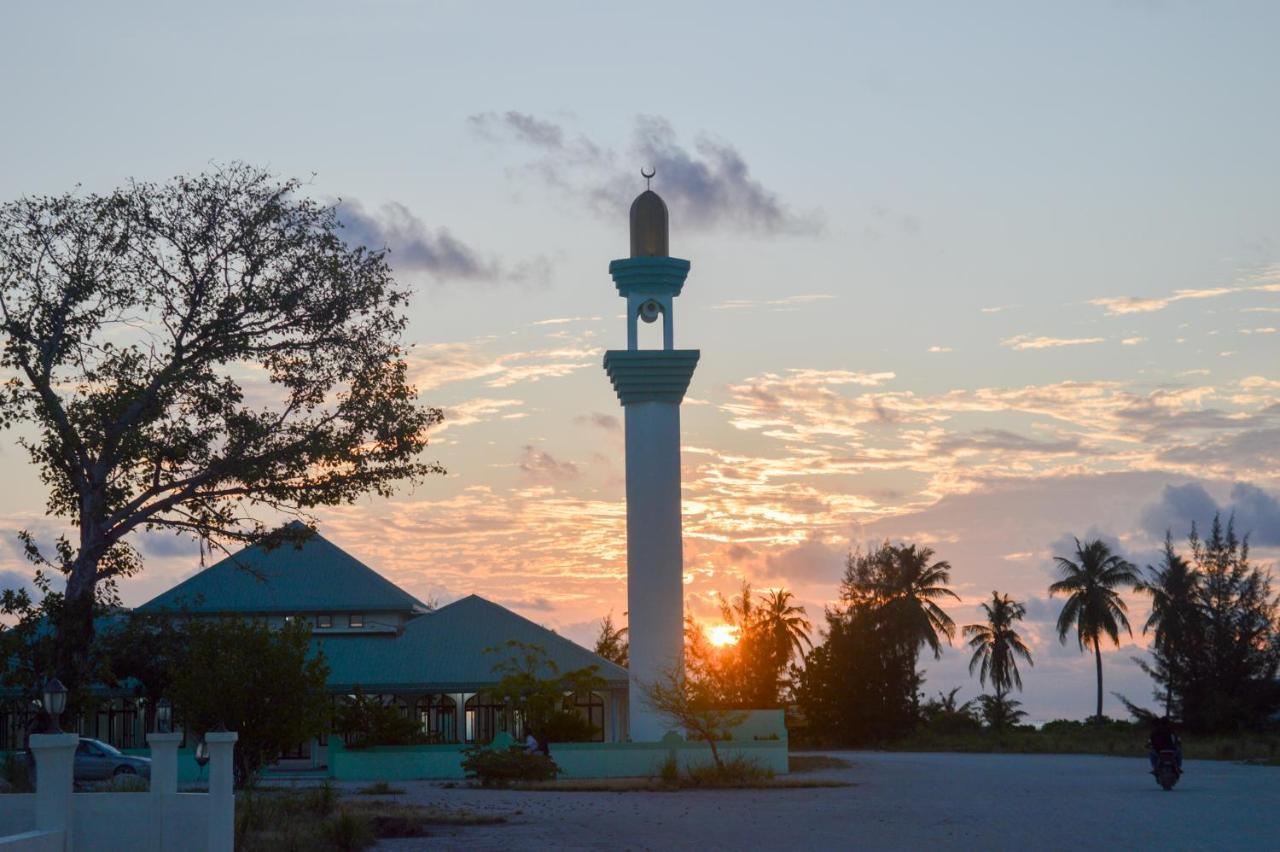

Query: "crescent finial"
left=641, top=167, right=655, bottom=189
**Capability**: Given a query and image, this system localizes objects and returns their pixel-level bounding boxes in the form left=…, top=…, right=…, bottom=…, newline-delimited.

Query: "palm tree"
left=880, top=544, right=959, bottom=659
left=757, top=588, right=813, bottom=663
left=1049, top=537, right=1140, bottom=720
left=964, top=591, right=1034, bottom=708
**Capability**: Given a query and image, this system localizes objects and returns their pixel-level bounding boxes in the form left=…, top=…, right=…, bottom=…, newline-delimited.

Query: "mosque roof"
left=136, top=523, right=427, bottom=615
left=313, top=594, right=629, bottom=693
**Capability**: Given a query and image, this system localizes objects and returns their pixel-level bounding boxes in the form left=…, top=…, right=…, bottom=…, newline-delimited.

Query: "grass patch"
left=236, top=785, right=506, bottom=851
left=355, top=780, right=404, bottom=795
left=789, top=754, right=853, bottom=773
left=500, top=754, right=852, bottom=792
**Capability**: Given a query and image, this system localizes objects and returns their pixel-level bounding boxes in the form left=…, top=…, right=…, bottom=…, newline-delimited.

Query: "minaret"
left=603, top=173, right=699, bottom=741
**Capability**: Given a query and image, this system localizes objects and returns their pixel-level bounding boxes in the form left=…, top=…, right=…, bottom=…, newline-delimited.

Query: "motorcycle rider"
left=1147, top=716, right=1182, bottom=774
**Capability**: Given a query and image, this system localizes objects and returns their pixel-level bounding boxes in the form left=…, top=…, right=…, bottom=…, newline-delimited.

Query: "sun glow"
left=706, top=623, right=740, bottom=647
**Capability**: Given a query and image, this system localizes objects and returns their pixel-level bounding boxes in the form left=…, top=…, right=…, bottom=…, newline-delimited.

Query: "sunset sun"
left=706, top=624, right=740, bottom=647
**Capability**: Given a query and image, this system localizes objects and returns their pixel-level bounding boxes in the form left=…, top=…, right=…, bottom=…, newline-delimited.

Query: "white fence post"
left=147, top=732, right=182, bottom=796
left=29, top=731, right=78, bottom=850
left=204, top=732, right=237, bottom=852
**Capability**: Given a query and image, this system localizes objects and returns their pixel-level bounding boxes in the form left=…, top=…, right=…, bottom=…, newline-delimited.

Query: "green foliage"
left=692, top=583, right=813, bottom=709
left=682, top=753, right=773, bottom=787
left=964, top=592, right=1033, bottom=697
left=356, top=781, right=404, bottom=795
left=792, top=541, right=958, bottom=746
left=1049, top=537, right=1141, bottom=719
left=170, top=618, right=329, bottom=787
left=658, top=754, right=680, bottom=785
left=335, top=687, right=428, bottom=748
left=593, top=613, right=628, bottom=667
left=0, top=751, right=34, bottom=792
left=486, top=640, right=605, bottom=742
left=920, top=688, right=983, bottom=736
left=460, top=744, right=559, bottom=787
left=321, top=810, right=375, bottom=852
left=642, top=668, right=746, bottom=771
left=0, top=164, right=443, bottom=693
left=974, top=693, right=1028, bottom=731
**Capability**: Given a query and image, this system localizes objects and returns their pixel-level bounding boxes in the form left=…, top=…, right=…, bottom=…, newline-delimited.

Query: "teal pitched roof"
left=313, top=595, right=628, bottom=692
left=136, top=525, right=426, bottom=615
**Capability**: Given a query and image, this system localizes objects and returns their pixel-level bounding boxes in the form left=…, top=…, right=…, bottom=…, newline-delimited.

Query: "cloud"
left=710, top=295, right=835, bottom=311
left=1121, top=337, right=1147, bottom=346
left=574, top=413, right=621, bottom=432
left=1001, top=334, right=1105, bottom=351
left=409, top=341, right=600, bottom=392
left=927, top=346, right=952, bottom=353
left=336, top=199, right=550, bottom=285
left=1140, top=481, right=1280, bottom=546
left=1088, top=265, right=1280, bottom=316
left=469, top=112, right=820, bottom=236
left=518, top=445, right=581, bottom=483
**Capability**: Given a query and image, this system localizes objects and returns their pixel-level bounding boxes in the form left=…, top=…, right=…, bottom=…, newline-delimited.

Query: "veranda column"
left=603, top=175, right=699, bottom=742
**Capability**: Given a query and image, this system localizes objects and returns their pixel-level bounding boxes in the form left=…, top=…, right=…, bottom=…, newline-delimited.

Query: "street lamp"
left=42, top=678, right=67, bottom=734
left=156, top=698, right=173, bottom=734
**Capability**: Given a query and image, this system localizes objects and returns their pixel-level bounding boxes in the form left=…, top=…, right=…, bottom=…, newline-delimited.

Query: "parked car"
left=25, top=738, right=151, bottom=783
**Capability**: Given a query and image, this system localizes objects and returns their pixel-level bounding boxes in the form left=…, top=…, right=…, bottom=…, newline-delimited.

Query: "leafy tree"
left=964, top=591, right=1034, bottom=722
left=0, top=164, right=442, bottom=695
left=642, top=666, right=746, bottom=772
left=486, top=640, right=605, bottom=742
left=756, top=588, right=812, bottom=700
left=792, top=541, right=958, bottom=745
left=1134, top=533, right=1202, bottom=718
left=1049, top=537, right=1140, bottom=720
left=1180, top=515, right=1279, bottom=731
left=170, top=618, right=329, bottom=787
left=334, top=687, right=427, bottom=748
left=920, top=687, right=981, bottom=735
left=593, top=613, right=628, bottom=667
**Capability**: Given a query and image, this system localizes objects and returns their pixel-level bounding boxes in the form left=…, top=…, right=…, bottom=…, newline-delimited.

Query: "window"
left=564, top=691, right=606, bottom=742
left=348, top=614, right=364, bottom=628
left=316, top=614, right=332, bottom=629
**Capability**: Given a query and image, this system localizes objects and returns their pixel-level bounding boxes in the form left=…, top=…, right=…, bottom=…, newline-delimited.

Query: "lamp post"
left=42, top=678, right=67, bottom=734
left=156, top=698, right=173, bottom=734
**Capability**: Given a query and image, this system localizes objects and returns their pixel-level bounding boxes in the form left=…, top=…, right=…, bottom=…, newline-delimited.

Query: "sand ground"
left=364, top=750, right=1280, bottom=851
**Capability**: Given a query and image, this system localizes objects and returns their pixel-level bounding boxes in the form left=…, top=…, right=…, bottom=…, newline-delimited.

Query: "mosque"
left=1, top=176, right=699, bottom=760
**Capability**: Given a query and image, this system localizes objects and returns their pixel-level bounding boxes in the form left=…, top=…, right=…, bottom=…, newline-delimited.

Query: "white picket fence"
left=0, top=731, right=237, bottom=851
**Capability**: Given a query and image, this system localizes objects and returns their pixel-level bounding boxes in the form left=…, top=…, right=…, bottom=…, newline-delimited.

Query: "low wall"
left=328, top=720, right=789, bottom=781
left=71, top=792, right=210, bottom=851
left=0, top=795, right=34, bottom=837
left=330, top=741, right=471, bottom=781
left=0, top=830, right=62, bottom=851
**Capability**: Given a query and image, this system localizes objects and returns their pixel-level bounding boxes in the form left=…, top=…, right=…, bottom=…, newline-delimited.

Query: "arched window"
left=414, top=695, right=458, bottom=743
left=563, top=691, right=606, bottom=742
left=464, top=693, right=505, bottom=744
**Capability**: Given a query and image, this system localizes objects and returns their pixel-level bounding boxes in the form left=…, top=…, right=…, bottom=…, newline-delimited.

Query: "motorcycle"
left=1153, top=748, right=1181, bottom=791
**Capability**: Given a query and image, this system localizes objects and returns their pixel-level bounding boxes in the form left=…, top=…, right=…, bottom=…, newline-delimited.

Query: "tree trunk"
left=55, top=545, right=102, bottom=705
left=1093, top=638, right=1103, bottom=721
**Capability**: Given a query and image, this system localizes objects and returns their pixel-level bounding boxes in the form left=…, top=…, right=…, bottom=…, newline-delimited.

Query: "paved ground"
left=367, top=751, right=1280, bottom=851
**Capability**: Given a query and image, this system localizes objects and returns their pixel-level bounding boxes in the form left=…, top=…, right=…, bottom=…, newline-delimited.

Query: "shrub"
left=301, top=780, right=338, bottom=817
left=683, top=754, right=773, bottom=788
left=658, top=754, right=679, bottom=786
left=335, top=687, right=429, bottom=748
left=322, top=810, right=375, bottom=852
left=461, top=745, right=558, bottom=787
left=0, top=752, right=33, bottom=793
left=357, top=780, right=404, bottom=796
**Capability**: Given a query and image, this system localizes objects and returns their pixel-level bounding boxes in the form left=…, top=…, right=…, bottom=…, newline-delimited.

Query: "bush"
left=658, top=755, right=679, bottom=786
left=461, top=745, right=558, bottom=787
left=356, top=780, right=404, bottom=796
left=335, top=687, right=429, bottom=748
left=0, top=752, right=33, bottom=793
left=322, top=810, right=375, bottom=852
left=683, top=754, right=773, bottom=788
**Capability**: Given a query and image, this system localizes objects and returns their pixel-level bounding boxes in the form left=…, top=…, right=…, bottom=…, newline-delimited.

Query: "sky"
left=1, top=1, right=1278, bottom=722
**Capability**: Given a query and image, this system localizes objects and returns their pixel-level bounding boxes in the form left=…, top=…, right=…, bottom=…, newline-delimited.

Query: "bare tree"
left=642, top=667, right=746, bottom=771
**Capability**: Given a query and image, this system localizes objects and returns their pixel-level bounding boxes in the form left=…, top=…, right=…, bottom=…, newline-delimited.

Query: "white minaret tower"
left=603, top=173, right=699, bottom=742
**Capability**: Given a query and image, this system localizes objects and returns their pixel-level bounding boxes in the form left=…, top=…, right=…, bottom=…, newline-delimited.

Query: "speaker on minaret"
left=603, top=170, right=699, bottom=741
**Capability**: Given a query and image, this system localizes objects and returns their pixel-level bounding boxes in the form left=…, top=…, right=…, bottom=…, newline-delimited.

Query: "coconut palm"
left=964, top=591, right=1034, bottom=704
left=1049, top=537, right=1140, bottom=720
left=880, top=544, right=959, bottom=659
left=758, top=588, right=813, bottom=663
